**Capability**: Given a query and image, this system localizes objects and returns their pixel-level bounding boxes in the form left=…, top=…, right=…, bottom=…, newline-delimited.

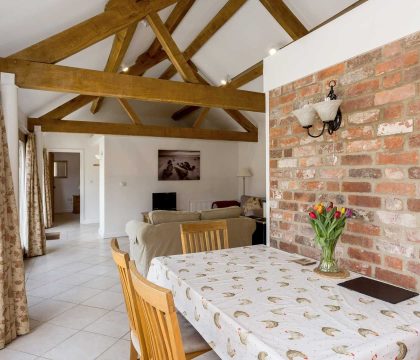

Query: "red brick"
left=348, top=195, right=381, bottom=208
left=341, top=234, right=373, bottom=248
left=303, top=181, right=324, bottom=191
left=376, top=183, right=416, bottom=196
left=383, top=72, right=402, bottom=88
left=319, top=168, right=346, bottom=179
left=408, top=99, right=420, bottom=115
left=347, top=49, right=382, bottom=70
left=383, top=103, right=403, bottom=120
left=299, top=246, right=320, bottom=260
left=293, top=145, right=316, bottom=157
left=407, top=261, right=420, bottom=276
left=347, top=221, right=381, bottom=236
left=409, top=134, right=420, bottom=148
left=270, top=127, right=289, bottom=138
left=279, top=92, right=296, bottom=104
left=317, top=63, right=345, bottom=80
left=299, top=83, right=321, bottom=97
left=347, top=79, right=380, bottom=96
left=278, top=201, right=298, bottom=211
left=348, top=248, right=381, bottom=264
left=408, top=167, right=420, bottom=179
left=404, top=50, right=419, bottom=66
left=326, top=182, right=340, bottom=191
left=375, top=57, right=403, bottom=75
left=384, top=168, right=404, bottom=180
left=339, top=259, right=372, bottom=276
left=294, top=75, right=314, bottom=89
left=384, top=256, right=403, bottom=270
left=341, top=154, right=372, bottom=165
left=405, top=32, right=420, bottom=49
left=349, top=168, right=381, bottom=179
left=284, top=148, right=293, bottom=157
left=404, top=65, right=420, bottom=83
left=341, top=126, right=373, bottom=140
left=347, top=139, right=381, bottom=153
left=277, top=136, right=300, bottom=148
left=341, top=96, right=374, bottom=112
left=374, top=84, right=416, bottom=105
left=407, top=199, right=420, bottom=212
left=342, top=182, right=371, bottom=193
left=375, top=268, right=417, bottom=290
left=377, top=151, right=418, bottom=165
left=279, top=241, right=298, bottom=254
left=383, top=136, right=404, bottom=150
left=294, top=192, right=316, bottom=203
left=383, top=40, right=402, bottom=58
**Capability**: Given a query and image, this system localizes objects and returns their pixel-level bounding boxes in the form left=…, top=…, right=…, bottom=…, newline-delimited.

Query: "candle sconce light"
left=292, top=80, right=342, bottom=138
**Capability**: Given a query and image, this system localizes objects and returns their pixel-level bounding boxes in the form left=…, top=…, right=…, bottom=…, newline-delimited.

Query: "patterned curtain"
left=0, top=108, right=30, bottom=349
left=25, top=133, right=46, bottom=257
left=43, top=149, right=53, bottom=228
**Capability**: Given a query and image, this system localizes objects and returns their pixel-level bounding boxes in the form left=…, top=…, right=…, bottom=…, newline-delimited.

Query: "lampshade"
left=237, top=168, right=253, bottom=177
left=292, top=105, right=317, bottom=127
left=312, top=99, right=343, bottom=122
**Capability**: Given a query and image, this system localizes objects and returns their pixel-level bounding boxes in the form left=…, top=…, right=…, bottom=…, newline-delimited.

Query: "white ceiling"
left=0, top=0, right=358, bottom=130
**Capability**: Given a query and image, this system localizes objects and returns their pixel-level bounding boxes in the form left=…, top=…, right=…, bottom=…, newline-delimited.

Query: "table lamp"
left=237, top=168, right=253, bottom=196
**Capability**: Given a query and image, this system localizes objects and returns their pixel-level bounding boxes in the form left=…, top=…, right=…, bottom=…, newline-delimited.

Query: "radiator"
left=189, top=200, right=213, bottom=212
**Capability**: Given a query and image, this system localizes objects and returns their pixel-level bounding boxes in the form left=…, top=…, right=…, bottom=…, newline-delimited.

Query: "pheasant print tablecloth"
left=147, top=245, right=420, bottom=360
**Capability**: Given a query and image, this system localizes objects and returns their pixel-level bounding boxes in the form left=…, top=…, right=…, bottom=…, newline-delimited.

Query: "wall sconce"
left=292, top=80, right=342, bottom=138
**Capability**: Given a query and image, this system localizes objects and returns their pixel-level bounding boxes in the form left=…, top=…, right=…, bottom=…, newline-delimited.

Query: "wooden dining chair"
left=110, top=238, right=146, bottom=360
left=129, top=261, right=220, bottom=360
left=180, top=220, right=229, bottom=254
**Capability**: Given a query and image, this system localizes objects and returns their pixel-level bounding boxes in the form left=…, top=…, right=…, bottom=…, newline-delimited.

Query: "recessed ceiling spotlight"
left=220, top=79, right=227, bottom=86
left=122, top=66, right=129, bottom=72
left=269, top=48, right=277, bottom=56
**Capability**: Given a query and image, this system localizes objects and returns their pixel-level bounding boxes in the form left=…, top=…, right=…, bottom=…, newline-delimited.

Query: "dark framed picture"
left=158, top=150, right=200, bottom=181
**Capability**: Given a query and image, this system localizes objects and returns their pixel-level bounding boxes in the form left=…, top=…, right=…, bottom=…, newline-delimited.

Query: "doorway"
left=50, top=151, right=81, bottom=226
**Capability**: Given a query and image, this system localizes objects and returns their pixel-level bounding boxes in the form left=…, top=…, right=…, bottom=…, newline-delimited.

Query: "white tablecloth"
left=147, top=245, right=420, bottom=360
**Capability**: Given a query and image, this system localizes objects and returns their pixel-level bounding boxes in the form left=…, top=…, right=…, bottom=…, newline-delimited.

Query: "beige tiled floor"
left=2, top=214, right=131, bottom=360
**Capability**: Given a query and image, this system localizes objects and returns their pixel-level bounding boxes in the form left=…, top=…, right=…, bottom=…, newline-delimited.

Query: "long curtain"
left=0, top=107, right=29, bottom=349
left=25, top=133, right=46, bottom=257
left=43, top=149, right=53, bottom=228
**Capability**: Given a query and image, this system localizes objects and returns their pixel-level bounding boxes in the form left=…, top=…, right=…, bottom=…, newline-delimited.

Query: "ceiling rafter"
left=259, top=0, right=308, bottom=40
left=8, top=0, right=177, bottom=64
left=28, top=118, right=257, bottom=142
left=91, top=23, right=138, bottom=114
left=0, top=57, right=265, bottom=112
left=159, top=0, right=247, bottom=80
left=117, top=98, right=142, bottom=125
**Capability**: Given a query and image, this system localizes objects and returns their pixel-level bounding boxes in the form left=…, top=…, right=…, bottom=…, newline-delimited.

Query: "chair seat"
left=195, top=350, right=221, bottom=359
left=131, top=312, right=210, bottom=355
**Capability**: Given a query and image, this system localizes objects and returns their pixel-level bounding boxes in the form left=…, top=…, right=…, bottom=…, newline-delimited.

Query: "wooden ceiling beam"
left=91, top=23, right=138, bottom=114
left=259, top=0, right=308, bottom=40
left=146, top=12, right=199, bottom=83
left=0, top=58, right=265, bottom=112
left=8, top=0, right=177, bottom=64
left=160, top=0, right=247, bottom=80
left=193, top=108, right=210, bottom=128
left=28, top=118, right=257, bottom=142
left=39, top=95, right=93, bottom=119
left=117, top=98, right=142, bottom=125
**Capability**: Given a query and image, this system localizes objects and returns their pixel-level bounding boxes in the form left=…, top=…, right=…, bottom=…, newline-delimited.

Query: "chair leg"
left=130, top=341, right=138, bottom=360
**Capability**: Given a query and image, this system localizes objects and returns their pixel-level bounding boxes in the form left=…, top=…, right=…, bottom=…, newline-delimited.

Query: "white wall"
left=43, top=133, right=100, bottom=224
left=53, top=152, right=80, bottom=213
left=100, top=135, right=240, bottom=238
left=264, top=0, right=420, bottom=91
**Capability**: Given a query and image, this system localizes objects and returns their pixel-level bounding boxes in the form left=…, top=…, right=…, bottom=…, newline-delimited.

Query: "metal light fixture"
left=293, top=80, right=342, bottom=138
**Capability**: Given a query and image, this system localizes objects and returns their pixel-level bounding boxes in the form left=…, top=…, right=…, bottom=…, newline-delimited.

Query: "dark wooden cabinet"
left=73, top=195, right=80, bottom=214
left=250, top=217, right=266, bottom=245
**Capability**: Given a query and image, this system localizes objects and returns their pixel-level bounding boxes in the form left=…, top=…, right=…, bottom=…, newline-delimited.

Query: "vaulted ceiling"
left=0, top=0, right=361, bottom=141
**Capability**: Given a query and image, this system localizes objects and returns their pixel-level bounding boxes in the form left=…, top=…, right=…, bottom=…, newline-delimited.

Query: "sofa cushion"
left=240, top=195, right=263, bottom=216
left=200, top=206, right=242, bottom=220
left=148, top=210, right=200, bottom=225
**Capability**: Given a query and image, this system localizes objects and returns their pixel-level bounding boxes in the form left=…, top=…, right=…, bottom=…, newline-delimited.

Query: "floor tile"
left=27, top=283, right=73, bottom=299
left=80, top=276, right=119, bottom=291
left=96, top=339, right=130, bottom=360
left=81, top=291, right=123, bottom=310
left=59, top=273, right=96, bottom=286
left=0, top=348, right=37, bottom=360
left=7, top=323, right=77, bottom=356
left=84, top=311, right=129, bottom=338
left=47, top=305, right=108, bottom=330
left=43, top=331, right=117, bottom=360
left=26, top=295, right=45, bottom=308
left=52, top=286, right=102, bottom=304
left=29, top=300, right=75, bottom=322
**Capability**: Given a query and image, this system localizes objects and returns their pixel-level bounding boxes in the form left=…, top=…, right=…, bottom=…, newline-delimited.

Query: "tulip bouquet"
left=308, top=202, right=352, bottom=273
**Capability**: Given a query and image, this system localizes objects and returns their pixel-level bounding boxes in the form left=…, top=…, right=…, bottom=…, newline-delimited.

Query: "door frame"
left=48, top=148, right=84, bottom=223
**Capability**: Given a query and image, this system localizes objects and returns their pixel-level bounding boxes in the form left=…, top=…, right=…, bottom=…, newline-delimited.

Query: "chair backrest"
left=180, top=220, right=229, bottom=254
left=110, top=239, right=147, bottom=358
left=129, top=261, right=186, bottom=360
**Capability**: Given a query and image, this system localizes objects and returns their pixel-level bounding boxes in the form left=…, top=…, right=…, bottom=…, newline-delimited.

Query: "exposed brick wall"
left=269, top=31, right=420, bottom=291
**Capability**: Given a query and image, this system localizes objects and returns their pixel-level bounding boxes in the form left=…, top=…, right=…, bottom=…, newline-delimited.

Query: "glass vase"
left=317, top=239, right=339, bottom=273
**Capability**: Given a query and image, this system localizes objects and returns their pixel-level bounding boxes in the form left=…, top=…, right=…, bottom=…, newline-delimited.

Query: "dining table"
left=146, top=245, right=420, bottom=360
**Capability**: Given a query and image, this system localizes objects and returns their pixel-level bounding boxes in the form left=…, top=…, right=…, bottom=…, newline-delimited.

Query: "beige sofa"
left=125, top=206, right=256, bottom=276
